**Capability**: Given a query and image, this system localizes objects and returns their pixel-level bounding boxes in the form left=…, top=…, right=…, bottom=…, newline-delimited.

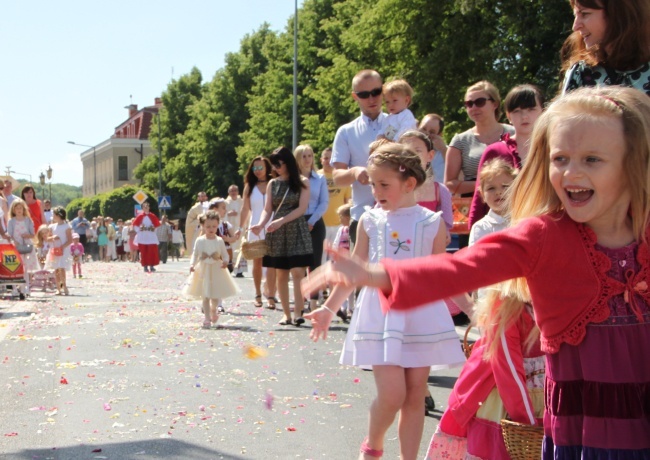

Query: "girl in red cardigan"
left=304, top=86, right=650, bottom=459
left=426, top=291, right=544, bottom=459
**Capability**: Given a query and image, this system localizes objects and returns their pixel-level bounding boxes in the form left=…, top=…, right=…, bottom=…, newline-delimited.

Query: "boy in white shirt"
left=380, top=79, right=417, bottom=141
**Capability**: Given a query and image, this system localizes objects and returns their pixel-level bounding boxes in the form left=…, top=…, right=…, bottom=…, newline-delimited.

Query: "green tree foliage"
left=134, top=68, right=203, bottom=211
left=145, top=0, right=572, bottom=201
left=65, top=186, right=158, bottom=222
left=16, top=180, right=82, bottom=209
left=102, top=185, right=159, bottom=220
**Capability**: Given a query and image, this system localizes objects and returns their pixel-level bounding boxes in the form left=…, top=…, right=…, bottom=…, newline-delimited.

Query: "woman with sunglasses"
left=562, top=0, right=649, bottom=96
left=239, top=156, right=277, bottom=309
left=251, top=147, right=313, bottom=326
left=444, top=81, right=514, bottom=248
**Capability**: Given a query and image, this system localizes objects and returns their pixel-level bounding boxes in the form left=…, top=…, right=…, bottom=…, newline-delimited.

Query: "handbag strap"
left=275, top=185, right=290, bottom=215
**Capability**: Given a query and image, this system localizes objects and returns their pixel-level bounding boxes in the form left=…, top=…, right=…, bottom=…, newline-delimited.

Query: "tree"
left=135, top=67, right=203, bottom=211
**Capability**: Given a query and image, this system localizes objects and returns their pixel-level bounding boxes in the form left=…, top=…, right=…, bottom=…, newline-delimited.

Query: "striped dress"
left=543, top=241, right=650, bottom=459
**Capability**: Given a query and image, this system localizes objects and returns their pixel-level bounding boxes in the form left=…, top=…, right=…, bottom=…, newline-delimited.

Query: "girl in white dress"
left=46, top=207, right=73, bottom=295
left=183, top=211, right=238, bottom=329
left=306, top=144, right=466, bottom=460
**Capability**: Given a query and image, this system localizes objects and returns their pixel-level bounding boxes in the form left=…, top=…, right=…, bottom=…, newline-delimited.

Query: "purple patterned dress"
left=542, top=241, right=650, bottom=459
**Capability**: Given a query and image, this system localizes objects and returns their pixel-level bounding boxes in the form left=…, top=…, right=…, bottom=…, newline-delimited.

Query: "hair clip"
left=399, top=165, right=406, bottom=172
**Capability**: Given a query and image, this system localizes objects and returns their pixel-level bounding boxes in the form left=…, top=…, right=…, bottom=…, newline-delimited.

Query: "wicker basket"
left=462, top=325, right=475, bottom=358
left=241, top=239, right=267, bottom=260
left=501, top=419, right=544, bottom=460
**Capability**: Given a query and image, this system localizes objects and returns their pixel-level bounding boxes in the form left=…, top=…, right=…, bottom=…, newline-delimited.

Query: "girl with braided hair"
left=306, top=143, right=465, bottom=460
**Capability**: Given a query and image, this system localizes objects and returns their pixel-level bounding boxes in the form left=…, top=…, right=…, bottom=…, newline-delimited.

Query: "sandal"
left=278, top=318, right=292, bottom=326
left=254, top=295, right=263, bottom=308
left=202, top=320, right=211, bottom=329
left=265, top=296, right=278, bottom=310
left=360, top=437, right=383, bottom=458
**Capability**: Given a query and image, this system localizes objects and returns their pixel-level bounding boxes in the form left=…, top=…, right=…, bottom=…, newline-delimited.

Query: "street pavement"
left=0, top=259, right=475, bottom=460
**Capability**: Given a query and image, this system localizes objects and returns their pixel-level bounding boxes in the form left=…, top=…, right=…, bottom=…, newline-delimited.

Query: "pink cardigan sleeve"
left=379, top=217, right=547, bottom=313
left=491, top=317, right=537, bottom=425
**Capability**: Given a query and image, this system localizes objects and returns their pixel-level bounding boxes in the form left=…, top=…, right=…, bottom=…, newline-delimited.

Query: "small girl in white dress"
left=306, top=144, right=466, bottom=460
left=46, top=207, right=73, bottom=295
left=183, top=211, right=238, bottom=329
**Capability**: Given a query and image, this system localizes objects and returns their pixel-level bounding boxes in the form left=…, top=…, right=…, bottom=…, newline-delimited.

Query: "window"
left=118, top=156, right=128, bottom=181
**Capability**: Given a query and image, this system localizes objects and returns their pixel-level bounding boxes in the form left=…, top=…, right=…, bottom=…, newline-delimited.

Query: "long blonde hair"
left=481, top=87, right=650, bottom=358
left=294, top=144, right=317, bottom=174
left=509, top=86, right=650, bottom=240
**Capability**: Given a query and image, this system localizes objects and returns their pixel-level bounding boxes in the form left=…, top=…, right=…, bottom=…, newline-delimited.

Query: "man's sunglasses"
left=252, top=165, right=265, bottom=172
left=464, top=97, right=493, bottom=109
left=354, top=87, right=383, bottom=99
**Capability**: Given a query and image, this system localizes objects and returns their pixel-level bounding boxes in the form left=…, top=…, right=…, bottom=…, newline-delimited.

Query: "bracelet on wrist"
left=322, top=305, right=337, bottom=316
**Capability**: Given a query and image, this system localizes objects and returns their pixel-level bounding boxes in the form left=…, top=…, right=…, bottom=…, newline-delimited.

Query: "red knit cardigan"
left=380, top=213, right=650, bottom=353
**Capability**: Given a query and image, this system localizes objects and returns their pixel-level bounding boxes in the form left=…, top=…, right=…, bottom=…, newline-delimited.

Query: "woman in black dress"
left=251, top=147, right=313, bottom=326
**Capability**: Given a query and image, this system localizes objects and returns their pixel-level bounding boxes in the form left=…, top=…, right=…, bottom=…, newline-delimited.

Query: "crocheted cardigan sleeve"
left=379, top=214, right=650, bottom=353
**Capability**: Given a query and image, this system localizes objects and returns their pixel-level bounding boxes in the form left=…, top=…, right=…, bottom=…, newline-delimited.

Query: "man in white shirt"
left=185, top=191, right=208, bottom=258
left=3, top=179, right=19, bottom=206
left=331, top=69, right=387, bottom=243
left=225, top=185, right=245, bottom=277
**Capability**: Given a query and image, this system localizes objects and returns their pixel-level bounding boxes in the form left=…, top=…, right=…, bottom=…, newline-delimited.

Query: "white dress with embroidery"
left=340, top=205, right=466, bottom=369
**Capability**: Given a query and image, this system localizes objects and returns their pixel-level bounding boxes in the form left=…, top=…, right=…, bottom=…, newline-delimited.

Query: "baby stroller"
left=0, top=243, right=27, bottom=299
left=29, top=246, right=57, bottom=292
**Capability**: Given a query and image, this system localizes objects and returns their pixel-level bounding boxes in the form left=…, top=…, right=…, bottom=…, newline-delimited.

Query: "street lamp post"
left=292, top=0, right=298, bottom=152
left=141, top=108, right=163, bottom=197
left=6, top=170, right=32, bottom=183
left=39, top=172, right=45, bottom=198
left=47, top=165, right=53, bottom=201
left=68, top=141, right=96, bottom=195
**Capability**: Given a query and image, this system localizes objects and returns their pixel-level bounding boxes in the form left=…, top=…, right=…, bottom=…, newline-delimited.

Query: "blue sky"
left=0, top=1, right=302, bottom=188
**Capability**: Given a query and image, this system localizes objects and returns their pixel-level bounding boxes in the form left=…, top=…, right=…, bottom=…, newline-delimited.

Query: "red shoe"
left=360, top=437, right=383, bottom=458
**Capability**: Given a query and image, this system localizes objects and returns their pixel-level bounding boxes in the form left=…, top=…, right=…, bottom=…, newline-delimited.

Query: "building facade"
left=79, top=99, right=161, bottom=197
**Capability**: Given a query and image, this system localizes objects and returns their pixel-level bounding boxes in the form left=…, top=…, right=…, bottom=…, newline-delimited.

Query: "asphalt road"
left=0, top=259, right=474, bottom=460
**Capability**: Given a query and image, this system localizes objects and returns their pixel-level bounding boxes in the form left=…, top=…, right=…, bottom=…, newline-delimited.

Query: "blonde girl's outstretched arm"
left=305, top=215, right=370, bottom=342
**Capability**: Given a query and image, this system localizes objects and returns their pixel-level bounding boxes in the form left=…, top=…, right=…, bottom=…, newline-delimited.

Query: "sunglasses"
left=464, top=97, right=494, bottom=109
left=354, top=87, right=383, bottom=99
left=252, top=165, right=265, bottom=172
left=271, top=161, right=285, bottom=168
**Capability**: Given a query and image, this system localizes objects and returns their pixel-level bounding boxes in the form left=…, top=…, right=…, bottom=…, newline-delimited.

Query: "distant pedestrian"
left=70, top=233, right=85, bottom=279
left=171, top=222, right=184, bottom=261
left=71, top=210, right=90, bottom=254
left=132, top=202, right=161, bottom=273
left=156, top=215, right=172, bottom=264
left=46, top=206, right=72, bottom=296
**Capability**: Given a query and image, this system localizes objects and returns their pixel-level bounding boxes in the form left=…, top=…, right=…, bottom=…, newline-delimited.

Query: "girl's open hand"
left=304, top=307, right=334, bottom=342
left=250, top=225, right=262, bottom=236
left=302, top=245, right=369, bottom=298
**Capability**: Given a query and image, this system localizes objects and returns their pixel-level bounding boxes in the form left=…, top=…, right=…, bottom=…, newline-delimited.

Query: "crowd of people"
left=299, top=1, right=650, bottom=459
left=1, top=1, right=649, bottom=457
